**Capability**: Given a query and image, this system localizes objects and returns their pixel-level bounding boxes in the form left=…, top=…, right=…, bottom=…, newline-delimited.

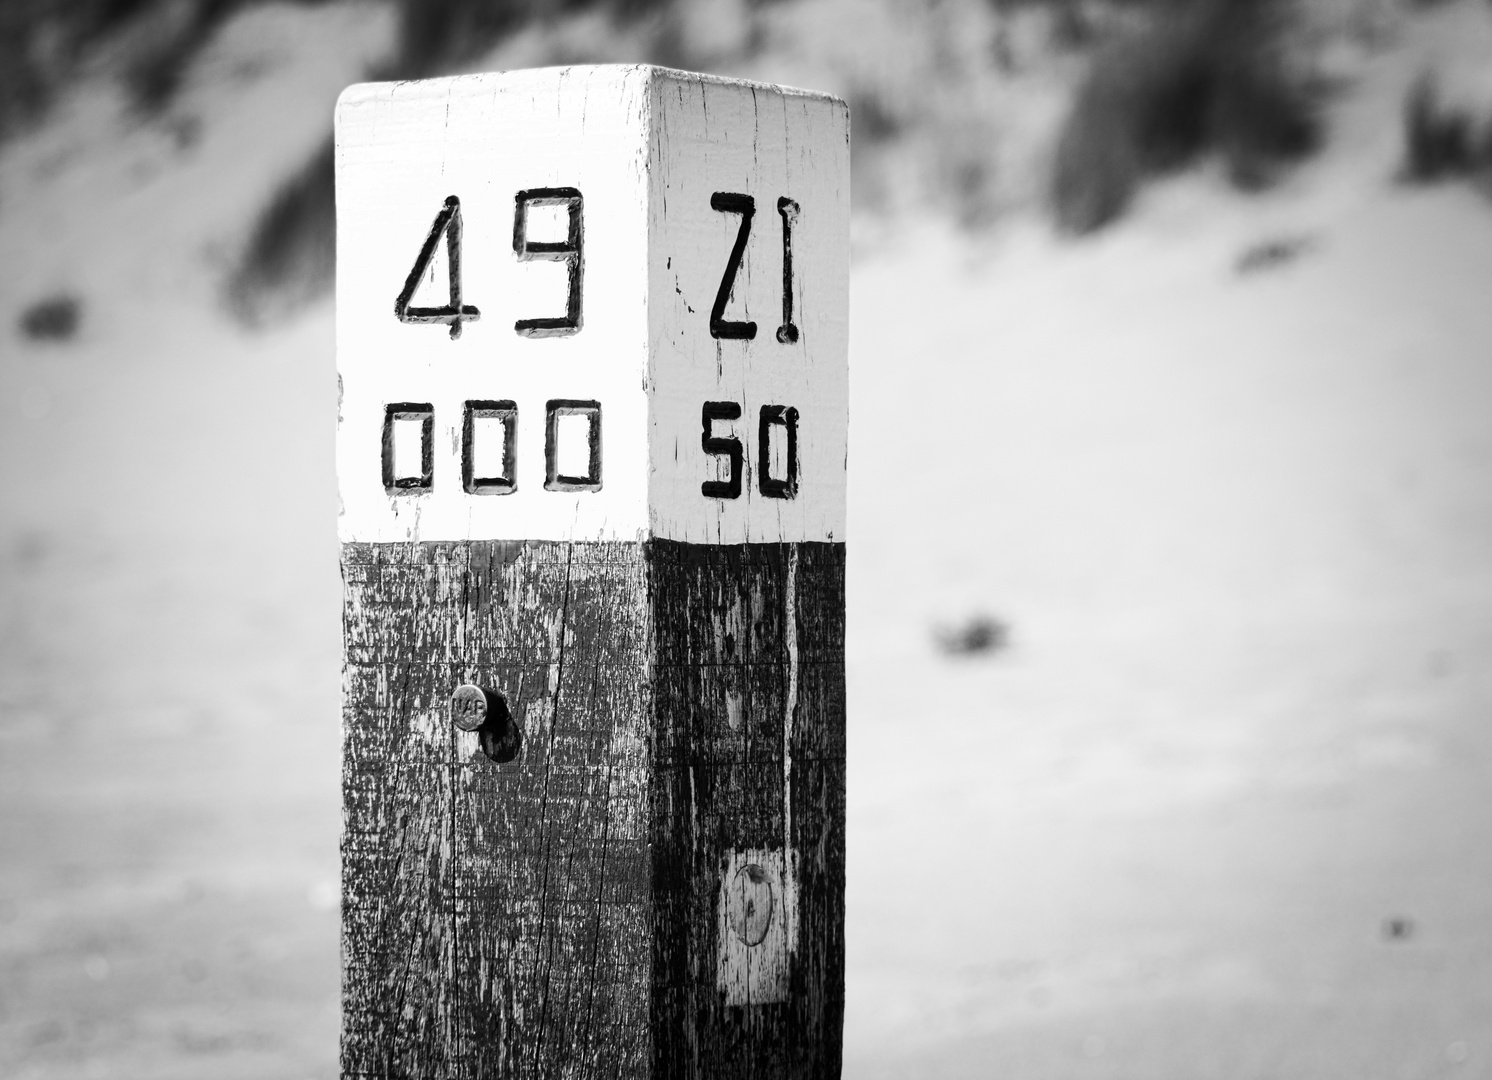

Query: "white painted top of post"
left=335, top=65, right=848, bottom=544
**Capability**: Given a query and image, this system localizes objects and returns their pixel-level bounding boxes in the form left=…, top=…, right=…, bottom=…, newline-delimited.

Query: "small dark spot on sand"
left=19, top=294, right=82, bottom=341
left=935, top=614, right=1011, bottom=657
left=1236, top=236, right=1313, bottom=275
left=1383, top=916, right=1414, bottom=941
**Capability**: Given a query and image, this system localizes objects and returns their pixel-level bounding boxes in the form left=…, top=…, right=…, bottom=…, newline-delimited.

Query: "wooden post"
left=335, top=66, right=848, bottom=1079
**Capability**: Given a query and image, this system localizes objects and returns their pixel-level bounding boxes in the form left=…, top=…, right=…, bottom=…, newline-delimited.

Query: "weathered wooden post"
left=335, top=66, right=848, bottom=1079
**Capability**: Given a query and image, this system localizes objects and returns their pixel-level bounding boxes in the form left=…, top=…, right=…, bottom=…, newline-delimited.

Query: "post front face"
left=335, top=66, right=653, bottom=544
left=341, top=541, right=652, bottom=1080
left=336, top=65, right=847, bottom=1080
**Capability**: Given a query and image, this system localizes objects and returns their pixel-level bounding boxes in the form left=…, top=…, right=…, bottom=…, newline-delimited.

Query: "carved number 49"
left=393, top=191, right=583, bottom=339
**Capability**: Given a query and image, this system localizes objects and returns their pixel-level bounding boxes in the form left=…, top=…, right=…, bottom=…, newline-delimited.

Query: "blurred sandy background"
left=1, top=0, right=1490, bottom=1076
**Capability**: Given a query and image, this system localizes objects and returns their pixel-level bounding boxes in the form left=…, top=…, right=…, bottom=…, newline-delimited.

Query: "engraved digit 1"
left=776, top=197, right=799, bottom=344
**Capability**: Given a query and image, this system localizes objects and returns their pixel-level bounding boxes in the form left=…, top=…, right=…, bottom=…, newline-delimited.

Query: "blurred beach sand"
left=1, top=1, right=1490, bottom=1077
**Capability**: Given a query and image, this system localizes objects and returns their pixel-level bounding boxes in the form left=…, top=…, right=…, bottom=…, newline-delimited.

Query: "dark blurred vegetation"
left=1401, top=68, right=1492, bottom=188
left=1051, top=0, right=1321, bottom=233
left=0, top=0, right=275, bottom=136
left=0, top=0, right=1358, bottom=314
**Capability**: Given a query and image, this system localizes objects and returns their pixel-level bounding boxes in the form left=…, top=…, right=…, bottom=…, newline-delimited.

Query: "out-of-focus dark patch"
left=393, top=0, right=671, bottom=78
left=11, top=530, right=51, bottom=569
left=1051, top=0, right=1321, bottom=235
left=0, top=0, right=262, bottom=138
left=19, top=295, right=82, bottom=342
left=1235, top=233, right=1313, bottom=274
left=1401, top=70, right=1492, bottom=188
left=1383, top=915, right=1414, bottom=941
left=122, top=0, right=240, bottom=113
left=935, top=614, right=1011, bottom=658
left=167, top=114, right=203, bottom=151
left=227, top=138, right=335, bottom=324
left=849, top=91, right=901, bottom=146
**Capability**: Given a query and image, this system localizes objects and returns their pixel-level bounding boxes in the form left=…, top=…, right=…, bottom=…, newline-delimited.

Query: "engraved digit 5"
left=701, top=401, right=744, bottom=499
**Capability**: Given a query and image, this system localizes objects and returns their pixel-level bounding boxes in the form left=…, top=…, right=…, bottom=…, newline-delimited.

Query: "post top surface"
left=335, top=63, right=848, bottom=118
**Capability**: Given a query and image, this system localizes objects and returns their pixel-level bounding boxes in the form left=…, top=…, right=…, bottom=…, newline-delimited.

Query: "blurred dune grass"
left=4, top=0, right=1431, bottom=318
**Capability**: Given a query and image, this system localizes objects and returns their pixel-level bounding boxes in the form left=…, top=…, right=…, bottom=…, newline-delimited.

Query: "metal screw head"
left=727, top=863, right=775, bottom=946
left=451, top=684, right=489, bottom=732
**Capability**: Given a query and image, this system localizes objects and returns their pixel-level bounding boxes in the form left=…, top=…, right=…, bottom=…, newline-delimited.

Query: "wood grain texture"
left=341, top=539, right=844, bottom=1079
left=649, top=539, right=846, bottom=1080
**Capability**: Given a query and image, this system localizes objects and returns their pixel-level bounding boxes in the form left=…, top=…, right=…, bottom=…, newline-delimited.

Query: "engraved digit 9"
left=514, top=187, right=584, bottom=336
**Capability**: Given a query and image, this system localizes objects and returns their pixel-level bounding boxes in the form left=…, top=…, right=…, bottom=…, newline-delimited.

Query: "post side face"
left=643, top=71, right=848, bottom=1080
left=336, top=66, right=652, bottom=543
left=646, top=72, right=850, bottom=544
left=647, top=541, right=847, bottom=1080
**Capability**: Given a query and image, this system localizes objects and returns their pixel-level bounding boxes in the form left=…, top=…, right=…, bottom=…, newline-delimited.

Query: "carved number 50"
left=701, top=401, right=799, bottom=500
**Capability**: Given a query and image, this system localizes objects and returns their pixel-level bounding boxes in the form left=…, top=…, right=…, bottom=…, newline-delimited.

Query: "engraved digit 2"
left=709, top=193, right=757, bottom=340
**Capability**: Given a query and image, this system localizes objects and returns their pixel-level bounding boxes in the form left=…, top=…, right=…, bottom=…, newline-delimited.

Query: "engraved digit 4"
left=394, top=195, right=480, bottom=340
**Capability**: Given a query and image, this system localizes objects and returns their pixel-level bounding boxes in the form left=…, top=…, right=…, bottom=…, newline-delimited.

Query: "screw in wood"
left=727, top=863, right=775, bottom=946
left=451, top=683, right=522, bottom=763
left=451, top=683, right=493, bottom=731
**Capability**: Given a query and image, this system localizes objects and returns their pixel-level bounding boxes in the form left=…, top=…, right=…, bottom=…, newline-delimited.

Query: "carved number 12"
left=709, top=193, right=800, bottom=344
